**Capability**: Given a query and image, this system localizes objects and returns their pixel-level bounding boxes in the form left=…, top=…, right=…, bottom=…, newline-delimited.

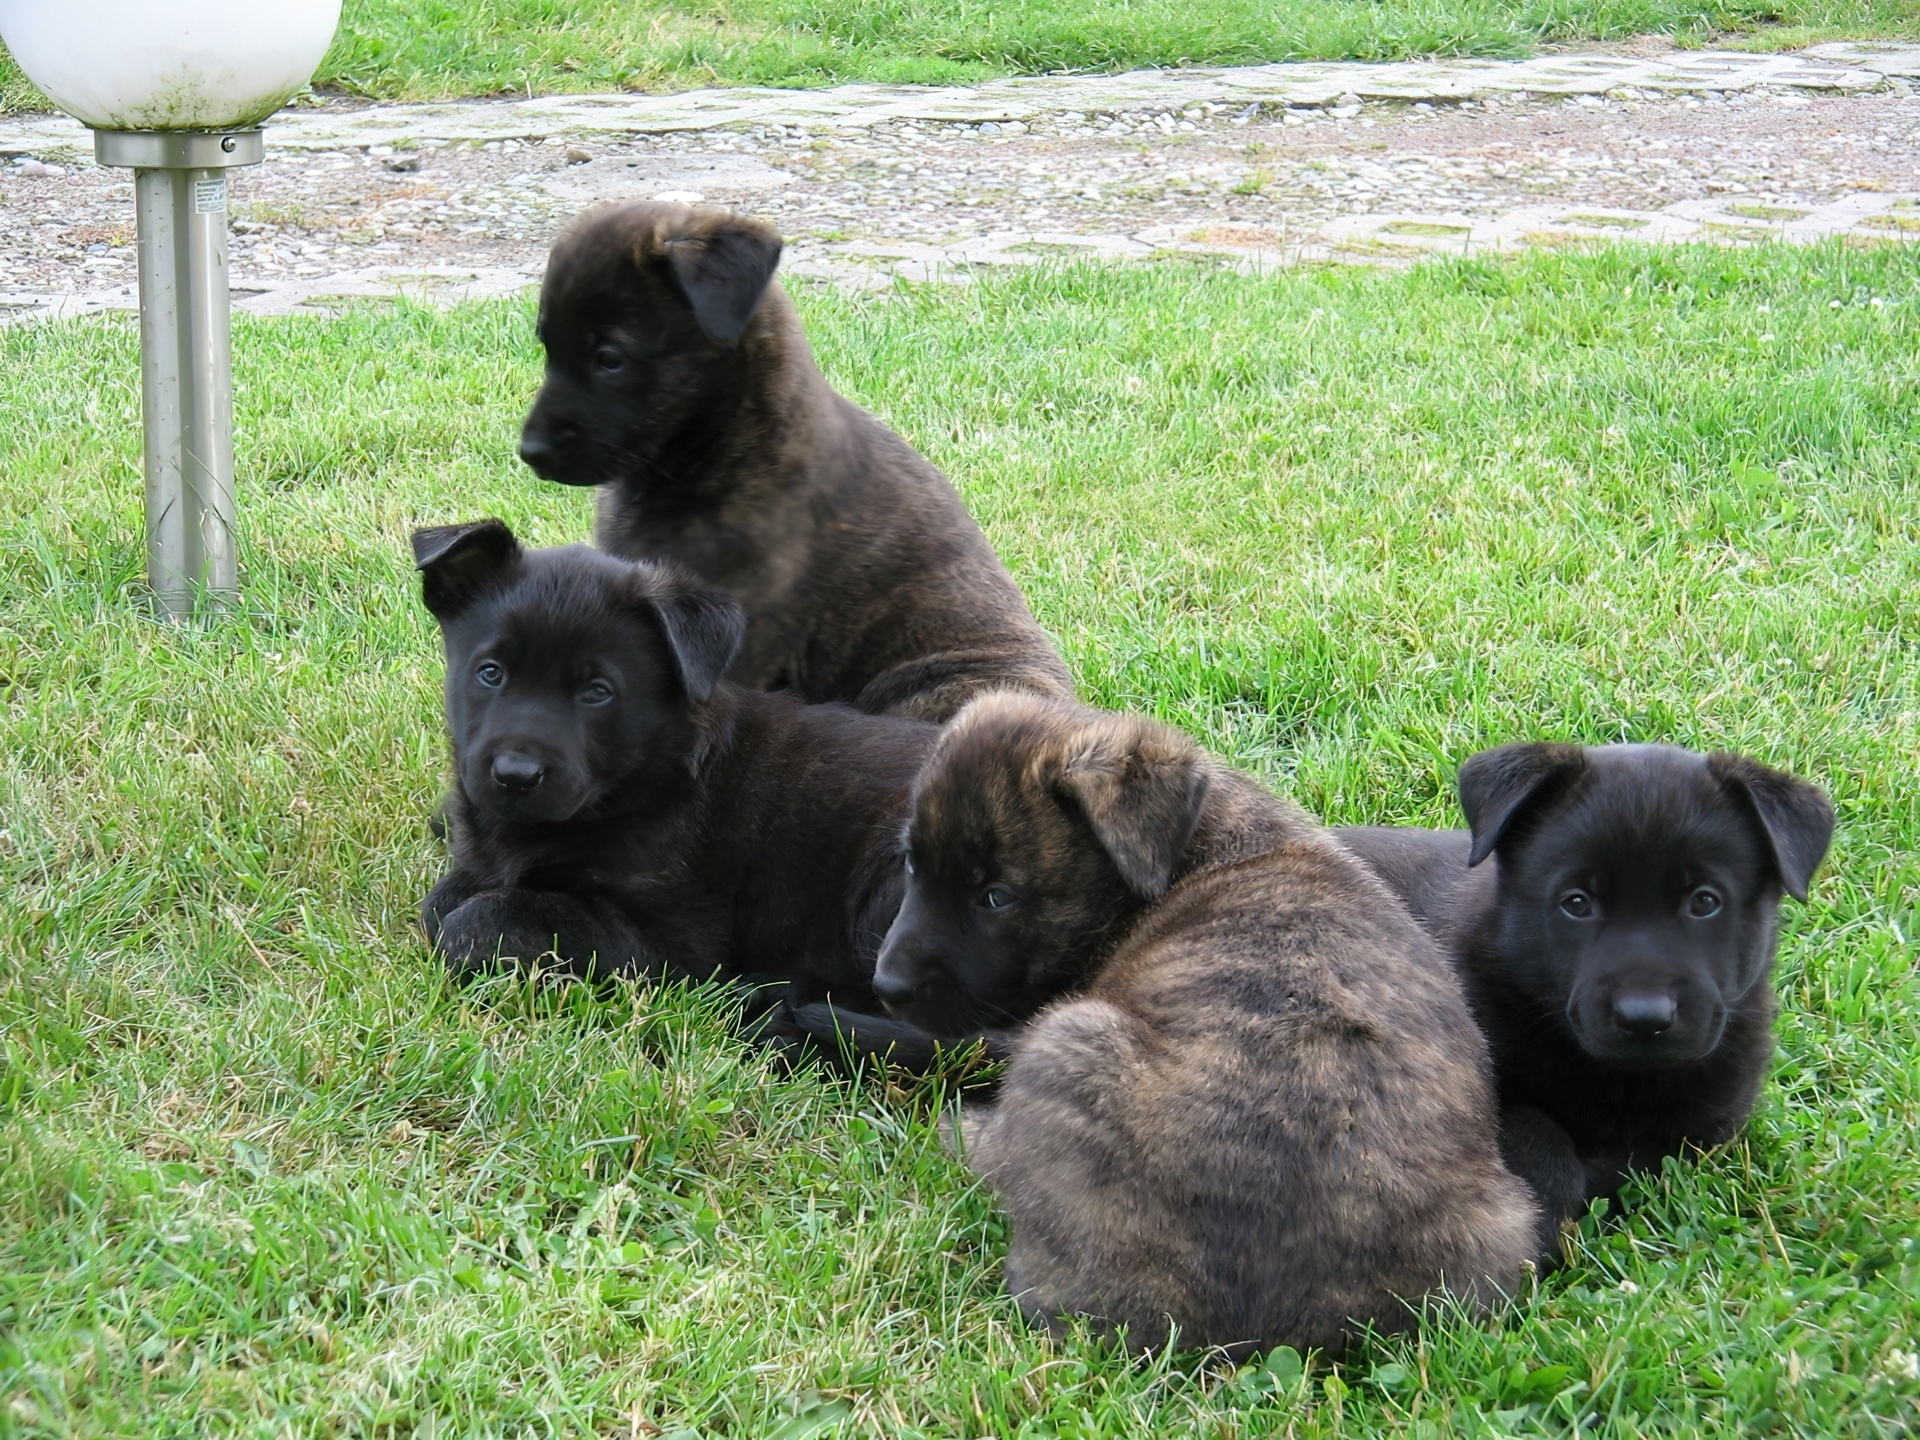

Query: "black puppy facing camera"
left=413, top=519, right=947, bottom=1050
left=1339, top=741, right=1834, bottom=1251
left=416, top=518, right=737, bottom=836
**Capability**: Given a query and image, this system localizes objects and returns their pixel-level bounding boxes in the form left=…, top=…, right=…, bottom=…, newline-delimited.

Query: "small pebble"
left=565, top=145, right=593, bottom=164
left=385, top=154, right=422, bottom=172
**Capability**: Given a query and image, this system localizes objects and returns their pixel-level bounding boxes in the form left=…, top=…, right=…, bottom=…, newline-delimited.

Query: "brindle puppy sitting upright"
left=871, top=693, right=1539, bottom=1358
left=413, top=517, right=951, bottom=1054
left=1338, top=743, right=1834, bottom=1252
left=517, top=200, right=1075, bottom=722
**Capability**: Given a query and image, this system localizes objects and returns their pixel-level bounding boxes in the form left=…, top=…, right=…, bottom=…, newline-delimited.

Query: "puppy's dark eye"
left=1559, top=889, right=1596, bottom=919
left=580, top=679, right=614, bottom=706
left=591, top=346, right=625, bottom=374
left=475, top=661, right=506, bottom=688
left=981, top=886, right=1018, bottom=912
left=1688, top=887, right=1723, bottom=918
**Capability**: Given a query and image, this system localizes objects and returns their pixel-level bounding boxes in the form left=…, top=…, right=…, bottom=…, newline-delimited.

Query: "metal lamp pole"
left=93, top=127, right=265, bottom=619
left=0, top=0, right=340, bottom=618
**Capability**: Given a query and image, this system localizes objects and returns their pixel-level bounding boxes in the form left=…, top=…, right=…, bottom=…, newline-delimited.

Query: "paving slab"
left=4, top=43, right=1918, bottom=321
left=3, top=44, right=1912, bottom=157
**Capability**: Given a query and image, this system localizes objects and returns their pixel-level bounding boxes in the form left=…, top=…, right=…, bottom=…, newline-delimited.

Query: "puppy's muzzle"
left=1571, top=971, right=1721, bottom=1067
left=490, top=750, right=547, bottom=794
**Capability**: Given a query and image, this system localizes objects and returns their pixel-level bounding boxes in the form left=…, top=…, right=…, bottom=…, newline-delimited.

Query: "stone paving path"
left=4, top=40, right=1919, bottom=321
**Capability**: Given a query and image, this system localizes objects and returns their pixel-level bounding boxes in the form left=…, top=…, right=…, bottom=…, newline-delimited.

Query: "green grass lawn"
left=4, top=0, right=1920, bottom=109
left=3, top=243, right=1918, bottom=1437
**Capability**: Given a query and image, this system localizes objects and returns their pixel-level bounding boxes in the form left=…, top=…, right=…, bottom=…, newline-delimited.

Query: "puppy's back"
left=967, top=807, right=1537, bottom=1356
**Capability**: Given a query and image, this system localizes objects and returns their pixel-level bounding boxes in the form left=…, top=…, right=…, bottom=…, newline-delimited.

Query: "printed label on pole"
left=193, top=177, right=227, bottom=214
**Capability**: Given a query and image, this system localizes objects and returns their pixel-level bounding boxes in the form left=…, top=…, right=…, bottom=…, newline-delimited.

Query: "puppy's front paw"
left=745, top=998, right=885, bottom=1074
left=431, top=892, right=560, bottom=979
left=748, top=1002, right=814, bottom=1073
left=730, top=973, right=798, bottom=1023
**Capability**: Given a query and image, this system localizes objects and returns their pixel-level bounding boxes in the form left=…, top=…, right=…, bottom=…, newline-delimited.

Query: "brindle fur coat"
left=518, top=201, right=1075, bottom=722
left=871, top=694, right=1540, bottom=1357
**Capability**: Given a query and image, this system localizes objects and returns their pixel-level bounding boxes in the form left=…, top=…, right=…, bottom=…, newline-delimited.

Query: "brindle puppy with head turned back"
left=517, top=201, right=1075, bottom=723
left=871, top=693, right=1539, bottom=1359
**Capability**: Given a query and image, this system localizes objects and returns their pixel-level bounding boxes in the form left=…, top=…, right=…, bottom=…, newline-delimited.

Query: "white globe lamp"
left=0, top=0, right=343, bottom=617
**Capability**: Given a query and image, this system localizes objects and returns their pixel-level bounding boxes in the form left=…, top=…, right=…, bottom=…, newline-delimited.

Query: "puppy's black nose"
left=491, top=752, right=546, bottom=794
left=518, top=428, right=556, bottom=471
left=871, top=966, right=920, bottom=1012
left=1612, top=988, right=1678, bottom=1037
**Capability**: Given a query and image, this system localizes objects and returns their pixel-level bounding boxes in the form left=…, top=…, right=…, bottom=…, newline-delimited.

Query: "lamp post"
left=0, top=0, right=341, bottom=619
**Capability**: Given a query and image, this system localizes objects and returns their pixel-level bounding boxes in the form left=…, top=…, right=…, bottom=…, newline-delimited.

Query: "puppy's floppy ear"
left=638, top=572, right=745, bottom=704
left=1056, top=720, right=1211, bottom=900
left=412, top=519, right=522, bottom=618
left=1709, top=754, right=1835, bottom=903
left=1458, top=742, right=1589, bottom=867
left=661, top=214, right=783, bottom=345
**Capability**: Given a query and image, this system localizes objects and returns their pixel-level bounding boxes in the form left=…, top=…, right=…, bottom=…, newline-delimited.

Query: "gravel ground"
left=4, top=44, right=1919, bottom=319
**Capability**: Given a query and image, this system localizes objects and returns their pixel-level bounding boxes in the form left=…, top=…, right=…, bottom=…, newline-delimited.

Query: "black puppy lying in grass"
left=413, top=517, right=963, bottom=1065
left=1338, top=742, right=1834, bottom=1259
left=869, top=692, right=1539, bottom=1358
